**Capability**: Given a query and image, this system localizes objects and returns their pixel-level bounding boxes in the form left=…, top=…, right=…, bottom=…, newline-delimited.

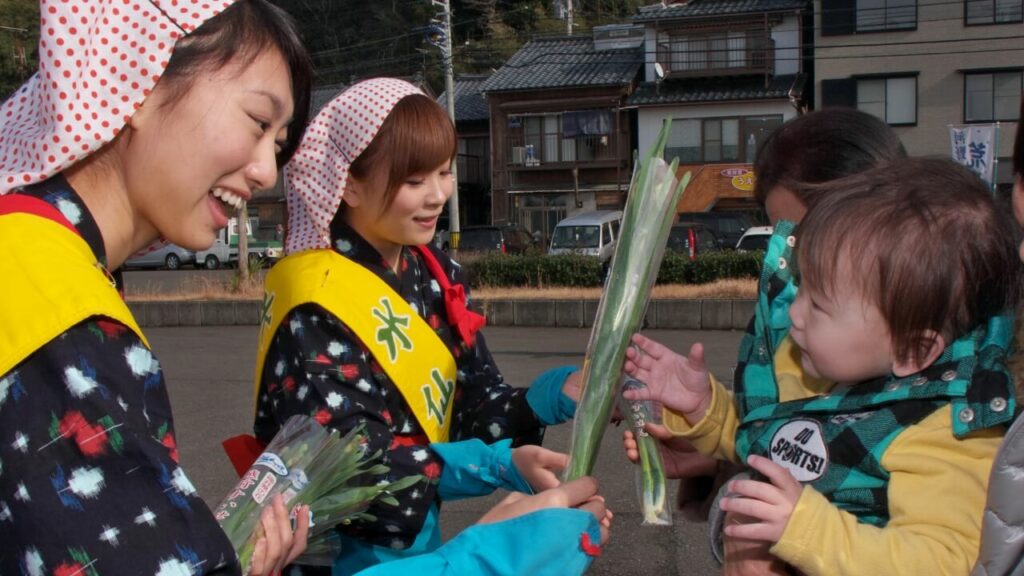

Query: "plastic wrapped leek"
left=619, top=377, right=672, bottom=525
left=564, top=119, right=691, bottom=481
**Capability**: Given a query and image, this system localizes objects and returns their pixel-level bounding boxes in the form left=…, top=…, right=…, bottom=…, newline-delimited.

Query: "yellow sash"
left=255, top=250, right=457, bottom=443
left=0, top=212, right=147, bottom=377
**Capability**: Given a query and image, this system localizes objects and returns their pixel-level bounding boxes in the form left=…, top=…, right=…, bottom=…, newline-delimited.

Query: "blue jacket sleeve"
left=526, top=365, right=578, bottom=425
left=431, top=439, right=531, bottom=500
left=353, top=509, right=602, bottom=576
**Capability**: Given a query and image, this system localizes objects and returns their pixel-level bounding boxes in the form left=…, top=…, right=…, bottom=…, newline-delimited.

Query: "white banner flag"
left=949, top=124, right=997, bottom=185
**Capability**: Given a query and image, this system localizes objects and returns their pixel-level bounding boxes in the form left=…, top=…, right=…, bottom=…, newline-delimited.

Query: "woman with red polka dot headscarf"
left=250, top=78, right=609, bottom=576
left=0, top=1, right=314, bottom=573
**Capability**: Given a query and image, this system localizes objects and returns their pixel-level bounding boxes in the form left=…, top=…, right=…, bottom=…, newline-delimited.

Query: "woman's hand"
left=722, top=508, right=791, bottom=576
left=561, top=370, right=583, bottom=402
left=477, top=477, right=612, bottom=545
left=622, top=425, right=719, bottom=479
left=247, top=494, right=310, bottom=576
left=512, top=444, right=568, bottom=492
left=720, top=455, right=802, bottom=544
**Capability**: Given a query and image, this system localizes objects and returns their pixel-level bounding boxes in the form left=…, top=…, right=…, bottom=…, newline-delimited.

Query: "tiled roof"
left=634, top=0, right=810, bottom=20
left=626, top=73, right=804, bottom=105
left=310, top=83, right=347, bottom=115
left=480, top=36, right=642, bottom=93
left=438, top=74, right=491, bottom=122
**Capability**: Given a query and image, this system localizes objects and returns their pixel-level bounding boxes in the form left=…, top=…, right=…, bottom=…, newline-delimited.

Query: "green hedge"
left=465, top=253, right=605, bottom=287
left=464, top=250, right=763, bottom=288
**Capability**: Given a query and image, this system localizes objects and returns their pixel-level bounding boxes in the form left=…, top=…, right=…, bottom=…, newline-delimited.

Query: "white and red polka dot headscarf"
left=283, top=77, right=423, bottom=253
left=0, top=0, right=235, bottom=194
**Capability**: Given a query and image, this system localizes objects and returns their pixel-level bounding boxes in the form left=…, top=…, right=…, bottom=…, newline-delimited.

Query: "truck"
left=195, top=217, right=283, bottom=269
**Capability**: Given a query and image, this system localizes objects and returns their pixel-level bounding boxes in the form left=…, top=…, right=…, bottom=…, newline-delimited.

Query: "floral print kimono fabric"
left=0, top=177, right=239, bottom=575
left=255, top=220, right=548, bottom=554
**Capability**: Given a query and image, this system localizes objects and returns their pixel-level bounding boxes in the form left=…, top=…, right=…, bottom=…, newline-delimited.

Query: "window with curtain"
left=856, top=0, right=916, bottom=30
left=857, top=76, right=917, bottom=125
left=667, top=119, right=701, bottom=163
left=667, top=32, right=749, bottom=72
left=966, top=0, right=1023, bottom=24
left=664, top=116, right=781, bottom=164
left=965, top=71, right=1023, bottom=122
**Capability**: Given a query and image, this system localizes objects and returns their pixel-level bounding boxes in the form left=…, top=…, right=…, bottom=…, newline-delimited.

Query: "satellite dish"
left=654, top=62, right=665, bottom=81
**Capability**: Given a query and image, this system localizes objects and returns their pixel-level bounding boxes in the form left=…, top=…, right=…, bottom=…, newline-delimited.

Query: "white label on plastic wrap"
left=254, top=452, right=288, bottom=476
left=252, top=473, right=277, bottom=504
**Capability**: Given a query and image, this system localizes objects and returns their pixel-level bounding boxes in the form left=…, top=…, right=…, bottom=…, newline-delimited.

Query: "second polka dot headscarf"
left=0, top=0, right=235, bottom=194
left=283, top=77, right=423, bottom=253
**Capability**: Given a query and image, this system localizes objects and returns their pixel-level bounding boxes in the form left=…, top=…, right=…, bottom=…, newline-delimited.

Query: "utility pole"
left=566, top=0, right=573, bottom=34
left=238, top=202, right=250, bottom=283
left=430, top=0, right=460, bottom=256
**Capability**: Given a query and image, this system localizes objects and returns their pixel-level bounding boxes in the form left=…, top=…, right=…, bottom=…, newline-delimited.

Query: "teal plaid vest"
left=733, top=222, right=1017, bottom=526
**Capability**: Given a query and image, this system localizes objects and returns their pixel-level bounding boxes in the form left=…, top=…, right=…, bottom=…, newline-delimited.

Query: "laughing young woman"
left=0, top=1, right=313, bottom=573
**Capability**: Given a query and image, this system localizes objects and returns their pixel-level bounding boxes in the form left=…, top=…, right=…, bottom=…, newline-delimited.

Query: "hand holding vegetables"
left=512, top=445, right=570, bottom=492
left=247, top=494, right=310, bottom=576
left=564, top=119, right=691, bottom=481
left=477, top=477, right=612, bottom=545
left=622, top=426, right=718, bottom=480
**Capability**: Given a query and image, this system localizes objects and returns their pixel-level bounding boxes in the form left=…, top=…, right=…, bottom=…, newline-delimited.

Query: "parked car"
left=735, top=226, right=773, bottom=252
left=433, top=213, right=451, bottom=251
left=195, top=236, right=231, bottom=269
left=458, top=225, right=535, bottom=254
left=666, top=222, right=720, bottom=260
left=548, top=210, right=623, bottom=264
left=676, top=211, right=754, bottom=250
left=123, top=243, right=195, bottom=270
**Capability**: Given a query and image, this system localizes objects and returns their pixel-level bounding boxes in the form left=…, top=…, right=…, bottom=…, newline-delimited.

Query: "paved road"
left=152, top=325, right=744, bottom=575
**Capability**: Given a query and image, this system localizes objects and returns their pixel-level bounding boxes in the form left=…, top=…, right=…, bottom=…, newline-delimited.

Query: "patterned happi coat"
left=0, top=176, right=239, bottom=574
left=254, top=221, right=549, bottom=552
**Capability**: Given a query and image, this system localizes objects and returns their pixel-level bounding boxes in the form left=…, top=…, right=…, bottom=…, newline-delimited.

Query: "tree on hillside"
left=0, top=0, right=39, bottom=101
left=272, top=0, right=649, bottom=91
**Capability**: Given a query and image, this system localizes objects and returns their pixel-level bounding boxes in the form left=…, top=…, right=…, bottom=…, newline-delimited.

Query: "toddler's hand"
left=719, top=455, right=802, bottom=544
left=512, top=445, right=568, bottom=492
left=623, top=334, right=712, bottom=422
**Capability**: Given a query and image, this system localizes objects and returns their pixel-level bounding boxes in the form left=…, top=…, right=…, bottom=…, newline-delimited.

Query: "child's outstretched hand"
left=622, top=425, right=718, bottom=480
left=512, top=445, right=570, bottom=493
left=719, top=455, right=803, bottom=544
left=623, top=334, right=712, bottom=423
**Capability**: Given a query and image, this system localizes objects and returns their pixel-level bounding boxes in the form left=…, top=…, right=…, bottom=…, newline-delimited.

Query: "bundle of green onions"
left=564, top=119, right=690, bottom=482
left=214, top=415, right=421, bottom=568
left=619, top=377, right=672, bottom=525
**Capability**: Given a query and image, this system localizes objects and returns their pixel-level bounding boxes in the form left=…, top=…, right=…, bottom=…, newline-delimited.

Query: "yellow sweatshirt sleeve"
left=770, top=405, right=1003, bottom=576
left=662, top=374, right=741, bottom=462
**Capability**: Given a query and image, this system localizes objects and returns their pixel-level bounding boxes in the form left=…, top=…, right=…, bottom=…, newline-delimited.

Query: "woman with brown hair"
left=0, top=1, right=313, bottom=573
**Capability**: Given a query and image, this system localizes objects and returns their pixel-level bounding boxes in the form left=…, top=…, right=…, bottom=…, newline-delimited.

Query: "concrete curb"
left=129, top=299, right=755, bottom=330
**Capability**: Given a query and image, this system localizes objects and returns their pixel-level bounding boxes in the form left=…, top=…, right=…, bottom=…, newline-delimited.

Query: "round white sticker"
left=768, top=419, right=828, bottom=482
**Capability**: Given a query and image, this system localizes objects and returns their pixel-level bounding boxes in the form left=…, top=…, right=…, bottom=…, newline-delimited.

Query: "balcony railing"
left=506, top=133, right=624, bottom=167
left=657, top=36, right=775, bottom=78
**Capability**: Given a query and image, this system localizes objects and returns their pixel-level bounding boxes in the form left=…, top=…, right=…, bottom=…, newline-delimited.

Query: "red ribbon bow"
left=443, top=283, right=486, bottom=348
left=415, top=245, right=486, bottom=348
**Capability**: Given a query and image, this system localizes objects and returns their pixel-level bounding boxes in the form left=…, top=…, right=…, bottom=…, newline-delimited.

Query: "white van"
left=548, top=210, right=623, bottom=264
left=195, top=235, right=232, bottom=269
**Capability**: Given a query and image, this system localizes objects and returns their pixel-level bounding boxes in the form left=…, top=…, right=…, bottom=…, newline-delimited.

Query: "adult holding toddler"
left=626, top=157, right=1021, bottom=575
